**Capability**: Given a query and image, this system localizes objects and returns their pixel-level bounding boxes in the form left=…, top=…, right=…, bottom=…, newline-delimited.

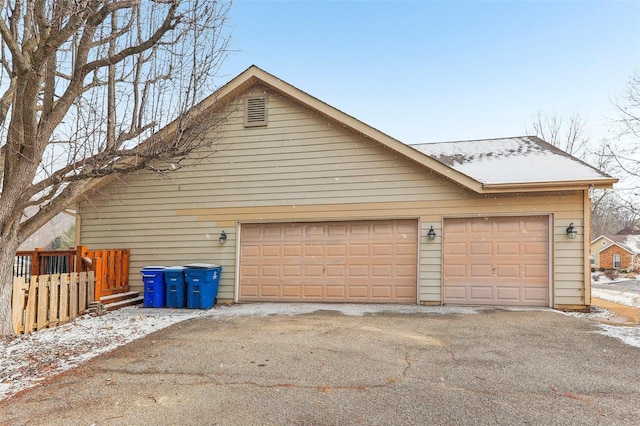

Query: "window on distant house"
left=590, top=254, right=595, bottom=265
left=613, top=254, right=621, bottom=269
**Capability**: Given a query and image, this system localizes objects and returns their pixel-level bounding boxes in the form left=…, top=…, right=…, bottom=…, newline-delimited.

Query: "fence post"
left=12, top=277, right=27, bottom=335
left=31, top=247, right=43, bottom=277
left=76, top=245, right=89, bottom=272
left=93, top=255, right=104, bottom=302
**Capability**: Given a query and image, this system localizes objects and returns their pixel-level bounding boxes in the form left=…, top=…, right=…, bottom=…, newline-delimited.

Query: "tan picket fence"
left=11, top=272, right=95, bottom=335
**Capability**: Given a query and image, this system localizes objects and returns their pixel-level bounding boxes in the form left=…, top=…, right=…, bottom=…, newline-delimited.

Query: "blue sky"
left=218, top=0, right=639, bottom=145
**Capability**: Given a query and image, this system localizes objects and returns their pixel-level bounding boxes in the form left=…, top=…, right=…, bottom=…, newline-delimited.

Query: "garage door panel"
left=470, top=264, right=492, bottom=277
left=349, top=244, right=369, bottom=256
left=444, top=264, right=466, bottom=277
left=524, top=241, right=547, bottom=255
left=305, top=245, right=323, bottom=256
left=443, top=285, right=467, bottom=300
left=282, top=285, right=301, bottom=297
left=328, top=224, right=348, bottom=236
left=496, top=265, right=520, bottom=278
left=470, top=220, right=493, bottom=233
left=240, top=220, right=417, bottom=303
left=242, top=245, right=259, bottom=257
left=496, top=242, right=520, bottom=255
left=444, top=216, right=549, bottom=306
left=372, top=265, right=392, bottom=277
left=326, top=265, right=345, bottom=277
left=349, top=265, right=369, bottom=277
left=524, top=287, right=548, bottom=302
left=470, top=286, right=493, bottom=301
left=444, top=242, right=466, bottom=255
left=304, top=265, right=323, bottom=277
left=261, top=285, right=280, bottom=297
left=470, top=242, right=492, bottom=255
left=524, top=264, right=547, bottom=278
left=496, top=287, right=520, bottom=302
left=283, top=265, right=301, bottom=276
left=396, top=264, right=417, bottom=277
left=283, top=245, right=302, bottom=257
left=263, top=226, right=282, bottom=238
left=327, top=244, right=347, bottom=256
left=261, top=265, right=280, bottom=277
left=397, top=243, right=417, bottom=256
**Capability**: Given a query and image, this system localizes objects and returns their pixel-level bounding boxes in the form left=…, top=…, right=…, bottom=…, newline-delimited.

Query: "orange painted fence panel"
left=85, top=248, right=130, bottom=300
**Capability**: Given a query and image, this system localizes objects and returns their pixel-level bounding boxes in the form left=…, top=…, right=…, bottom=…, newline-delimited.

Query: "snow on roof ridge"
left=410, top=135, right=535, bottom=146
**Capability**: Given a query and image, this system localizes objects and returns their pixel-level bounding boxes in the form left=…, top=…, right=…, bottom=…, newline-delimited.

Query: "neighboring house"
left=591, top=233, right=640, bottom=271
left=76, top=66, right=617, bottom=310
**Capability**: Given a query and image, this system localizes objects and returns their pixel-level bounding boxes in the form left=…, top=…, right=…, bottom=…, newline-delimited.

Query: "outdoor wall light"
left=427, top=226, right=436, bottom=241
left=566, top=223, right=578, bottom=239
left=219, top=231, right=227, bottom=244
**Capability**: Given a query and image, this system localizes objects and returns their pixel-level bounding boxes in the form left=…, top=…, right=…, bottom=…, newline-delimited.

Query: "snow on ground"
left=593, top=288, right=640, bottom=308
left=1, top=299, right=639, bottom=402
left=591, top=276, right=640, bottom=308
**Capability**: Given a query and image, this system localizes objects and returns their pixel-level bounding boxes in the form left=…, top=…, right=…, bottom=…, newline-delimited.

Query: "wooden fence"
left=86, top=248, right=130, bottom=300
left=12, top=272, right=95, bottom=335
left=15, top=246, right=130, bottom=301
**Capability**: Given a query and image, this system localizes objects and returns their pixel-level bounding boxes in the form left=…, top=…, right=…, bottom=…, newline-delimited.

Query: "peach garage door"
left=443, top=216, right=549, bottom=306
left=239, top=220, right=418, bottom=303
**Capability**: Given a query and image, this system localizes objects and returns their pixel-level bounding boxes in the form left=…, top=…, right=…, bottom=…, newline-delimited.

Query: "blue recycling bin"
left=184, top=263, right=222, bottom=309
left=164, top=266, right=186, bottom=308
left=141, top=266, right=165, bottom=308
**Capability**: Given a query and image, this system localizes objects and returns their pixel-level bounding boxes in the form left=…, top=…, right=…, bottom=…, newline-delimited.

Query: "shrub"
left=604, top=269, right=619, bottom=280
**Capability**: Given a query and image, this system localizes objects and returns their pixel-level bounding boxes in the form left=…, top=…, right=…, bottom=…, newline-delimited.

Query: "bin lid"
left=142, top=266, right=165, bottom=270
left=165, top=265, right=186, bottom=270
left=184, top=263, right=220, bottom=269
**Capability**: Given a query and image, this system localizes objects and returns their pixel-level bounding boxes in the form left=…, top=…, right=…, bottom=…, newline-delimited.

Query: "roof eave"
left=480, top=178, right=618, bottom=194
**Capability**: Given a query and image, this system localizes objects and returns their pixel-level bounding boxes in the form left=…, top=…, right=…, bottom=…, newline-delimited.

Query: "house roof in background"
left=411, top=136, right=617, bottom=191
left=592, top=234, right=640, bottom=255
left=616, top=226, right=640, bottom=235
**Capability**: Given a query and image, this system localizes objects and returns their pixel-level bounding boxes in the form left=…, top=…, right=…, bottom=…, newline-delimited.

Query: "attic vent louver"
left=244, top=96, right=268, bottom=127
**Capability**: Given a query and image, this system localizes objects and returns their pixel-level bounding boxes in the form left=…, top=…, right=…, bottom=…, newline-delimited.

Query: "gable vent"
left=244, top=96, right=268, bottom=127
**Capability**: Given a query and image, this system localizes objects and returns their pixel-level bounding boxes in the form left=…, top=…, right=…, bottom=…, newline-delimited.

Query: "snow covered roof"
left=411, top=136, right=617, bottom=191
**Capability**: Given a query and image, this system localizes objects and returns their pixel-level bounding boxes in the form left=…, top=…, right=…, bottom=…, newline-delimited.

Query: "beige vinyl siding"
left=79, top=85, right=588, bottom=307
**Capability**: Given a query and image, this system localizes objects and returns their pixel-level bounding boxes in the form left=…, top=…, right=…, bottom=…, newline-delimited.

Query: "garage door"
left=239, top=220, right=417, bottom=303
left=443, top=216, right=549, bottom=306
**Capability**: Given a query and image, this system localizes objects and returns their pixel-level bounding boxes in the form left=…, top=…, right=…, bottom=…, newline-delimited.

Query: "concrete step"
left=101, top=291, right=144, bottom=311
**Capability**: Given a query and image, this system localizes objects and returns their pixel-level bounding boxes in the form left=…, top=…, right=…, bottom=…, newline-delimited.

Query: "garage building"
left=77, top=66, right=616, bottom=310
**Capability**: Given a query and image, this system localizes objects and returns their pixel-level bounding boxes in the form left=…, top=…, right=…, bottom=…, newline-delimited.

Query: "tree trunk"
left=0, top=236, right=20, bottom=336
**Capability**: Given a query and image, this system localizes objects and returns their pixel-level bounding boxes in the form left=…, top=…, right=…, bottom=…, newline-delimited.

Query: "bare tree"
left=611, top=69, right=640, bottom=178
left=527, top=111, right=591, bottom=158
left=0, top=0, right=231, bottom=336
left=526, top=110, right=635, bottom=238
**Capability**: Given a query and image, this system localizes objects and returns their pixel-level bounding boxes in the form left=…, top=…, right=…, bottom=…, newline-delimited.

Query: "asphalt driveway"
left=1, top=306, right=639, bottom=425
left=593, top=279, right=640, bottom=296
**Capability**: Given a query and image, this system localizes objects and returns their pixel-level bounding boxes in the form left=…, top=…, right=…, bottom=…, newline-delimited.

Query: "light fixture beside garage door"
left=566, top=223, right=578, bottom=239
left=219, top=231, right=227, bottom=244
left=427, top=226, right=436, bottom=241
